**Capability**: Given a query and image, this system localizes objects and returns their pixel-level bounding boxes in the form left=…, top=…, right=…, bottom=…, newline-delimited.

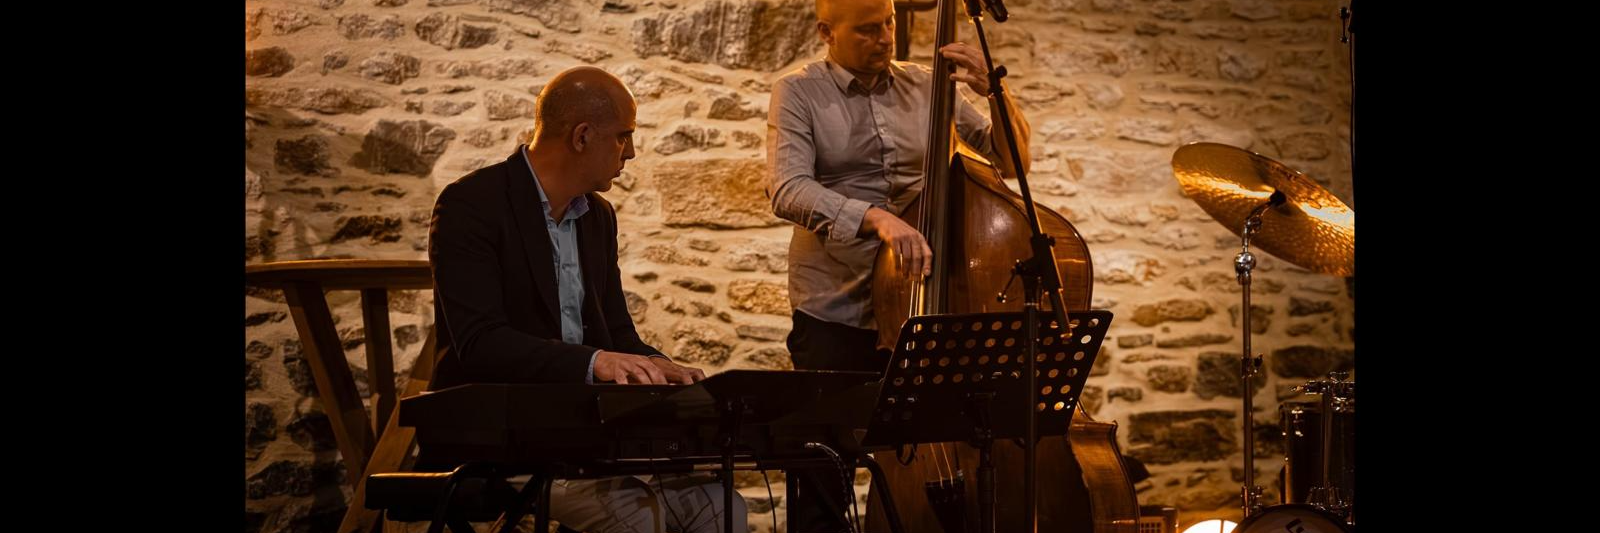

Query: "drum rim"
left=1235, top=504, right=1351, bottom=532
left=1279, top=401, right=1357, bottom=413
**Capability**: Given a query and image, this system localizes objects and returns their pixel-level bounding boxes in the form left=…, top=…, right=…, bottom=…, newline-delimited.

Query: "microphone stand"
left=963, top=2, right=1060, bottom=532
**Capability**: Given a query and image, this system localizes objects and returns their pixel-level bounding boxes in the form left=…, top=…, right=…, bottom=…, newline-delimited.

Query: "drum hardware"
left=1171, top=143, right=1356, bottom=525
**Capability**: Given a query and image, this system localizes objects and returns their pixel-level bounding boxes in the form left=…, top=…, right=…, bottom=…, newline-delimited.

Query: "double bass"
left=864, top=0, right=1140, bottom=531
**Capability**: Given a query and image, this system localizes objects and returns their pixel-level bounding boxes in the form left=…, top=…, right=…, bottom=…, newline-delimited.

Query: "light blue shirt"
left=523, top=148, right=601, bottom=383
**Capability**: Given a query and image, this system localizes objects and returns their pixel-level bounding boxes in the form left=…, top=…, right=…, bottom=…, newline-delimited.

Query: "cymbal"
left=1171, top=142, right=1353, bottom=276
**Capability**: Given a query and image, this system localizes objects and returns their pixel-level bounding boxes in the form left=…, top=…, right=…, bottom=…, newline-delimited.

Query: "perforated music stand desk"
left=862, top=310, right=1113, bottom=448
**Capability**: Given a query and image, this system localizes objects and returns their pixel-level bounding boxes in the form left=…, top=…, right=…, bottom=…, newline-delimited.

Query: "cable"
left=805, top=442, right=860, bottom=533
left=648, top=456, right=690, bottom=532
left=760, top=469, right=779, bottom=533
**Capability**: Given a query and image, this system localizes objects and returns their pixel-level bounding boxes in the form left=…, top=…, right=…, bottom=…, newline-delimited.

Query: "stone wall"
left=245, top=0, right=1354, bottom=530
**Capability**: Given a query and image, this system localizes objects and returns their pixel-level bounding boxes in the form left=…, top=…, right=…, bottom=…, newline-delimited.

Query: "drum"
left=1278, top=395, right=1354, bottom=507
left=1236, top=504, right=1351, bottom=533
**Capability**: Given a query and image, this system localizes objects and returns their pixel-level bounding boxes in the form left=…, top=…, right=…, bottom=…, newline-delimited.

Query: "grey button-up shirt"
left=766, top=58, right=998, bottom=329
left=522, top=150, right=601, bottom=382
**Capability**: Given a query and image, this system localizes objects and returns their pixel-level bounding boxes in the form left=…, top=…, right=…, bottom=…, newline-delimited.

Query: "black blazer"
left=427, top=147, right=661, bottom=390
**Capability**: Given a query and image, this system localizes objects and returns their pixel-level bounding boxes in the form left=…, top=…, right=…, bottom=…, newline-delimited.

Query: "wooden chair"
left=245, top=259, right=437, bottom=533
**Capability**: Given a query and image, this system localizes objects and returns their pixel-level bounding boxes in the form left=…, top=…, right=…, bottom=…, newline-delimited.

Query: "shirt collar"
left=522, top=145, right=589, bottom=222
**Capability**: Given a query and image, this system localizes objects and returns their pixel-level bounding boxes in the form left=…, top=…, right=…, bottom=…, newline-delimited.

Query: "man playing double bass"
left=764, top=0, right=1032, bottom=530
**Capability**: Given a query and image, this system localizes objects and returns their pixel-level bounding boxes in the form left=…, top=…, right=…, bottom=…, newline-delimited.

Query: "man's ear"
left=817, top=21, right=833, bottom=46
left=571, top=122, right=591, bottom=153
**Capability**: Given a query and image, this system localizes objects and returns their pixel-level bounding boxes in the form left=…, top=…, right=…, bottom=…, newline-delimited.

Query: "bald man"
left=426, top=66, right=746, bottom=533
left=765, top=0, right=1031, bottom=531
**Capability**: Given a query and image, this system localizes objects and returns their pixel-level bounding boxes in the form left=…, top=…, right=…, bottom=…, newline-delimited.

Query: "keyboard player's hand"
left=594, top=351, right=669, bottom=385
left=649, top=357, right=707, bottom=384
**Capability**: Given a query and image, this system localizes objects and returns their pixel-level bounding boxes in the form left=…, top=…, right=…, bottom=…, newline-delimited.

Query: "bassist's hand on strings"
left=940, top=43, right=992, bottom=96
left=863, top=206, right=932, bottom=278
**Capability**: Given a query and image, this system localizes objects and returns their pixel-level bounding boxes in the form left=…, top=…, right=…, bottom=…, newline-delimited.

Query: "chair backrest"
left=246, top=259, right=438, bottom=533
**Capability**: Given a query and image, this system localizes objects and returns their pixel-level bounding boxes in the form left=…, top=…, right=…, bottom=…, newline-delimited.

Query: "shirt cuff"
left=831, top=197, right=873, bottom=241
left=585, top=349, right=601, bottom=384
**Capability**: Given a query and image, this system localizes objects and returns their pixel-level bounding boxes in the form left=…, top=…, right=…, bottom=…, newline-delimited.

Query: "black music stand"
left=862, top=310, right=1112, bottom=533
